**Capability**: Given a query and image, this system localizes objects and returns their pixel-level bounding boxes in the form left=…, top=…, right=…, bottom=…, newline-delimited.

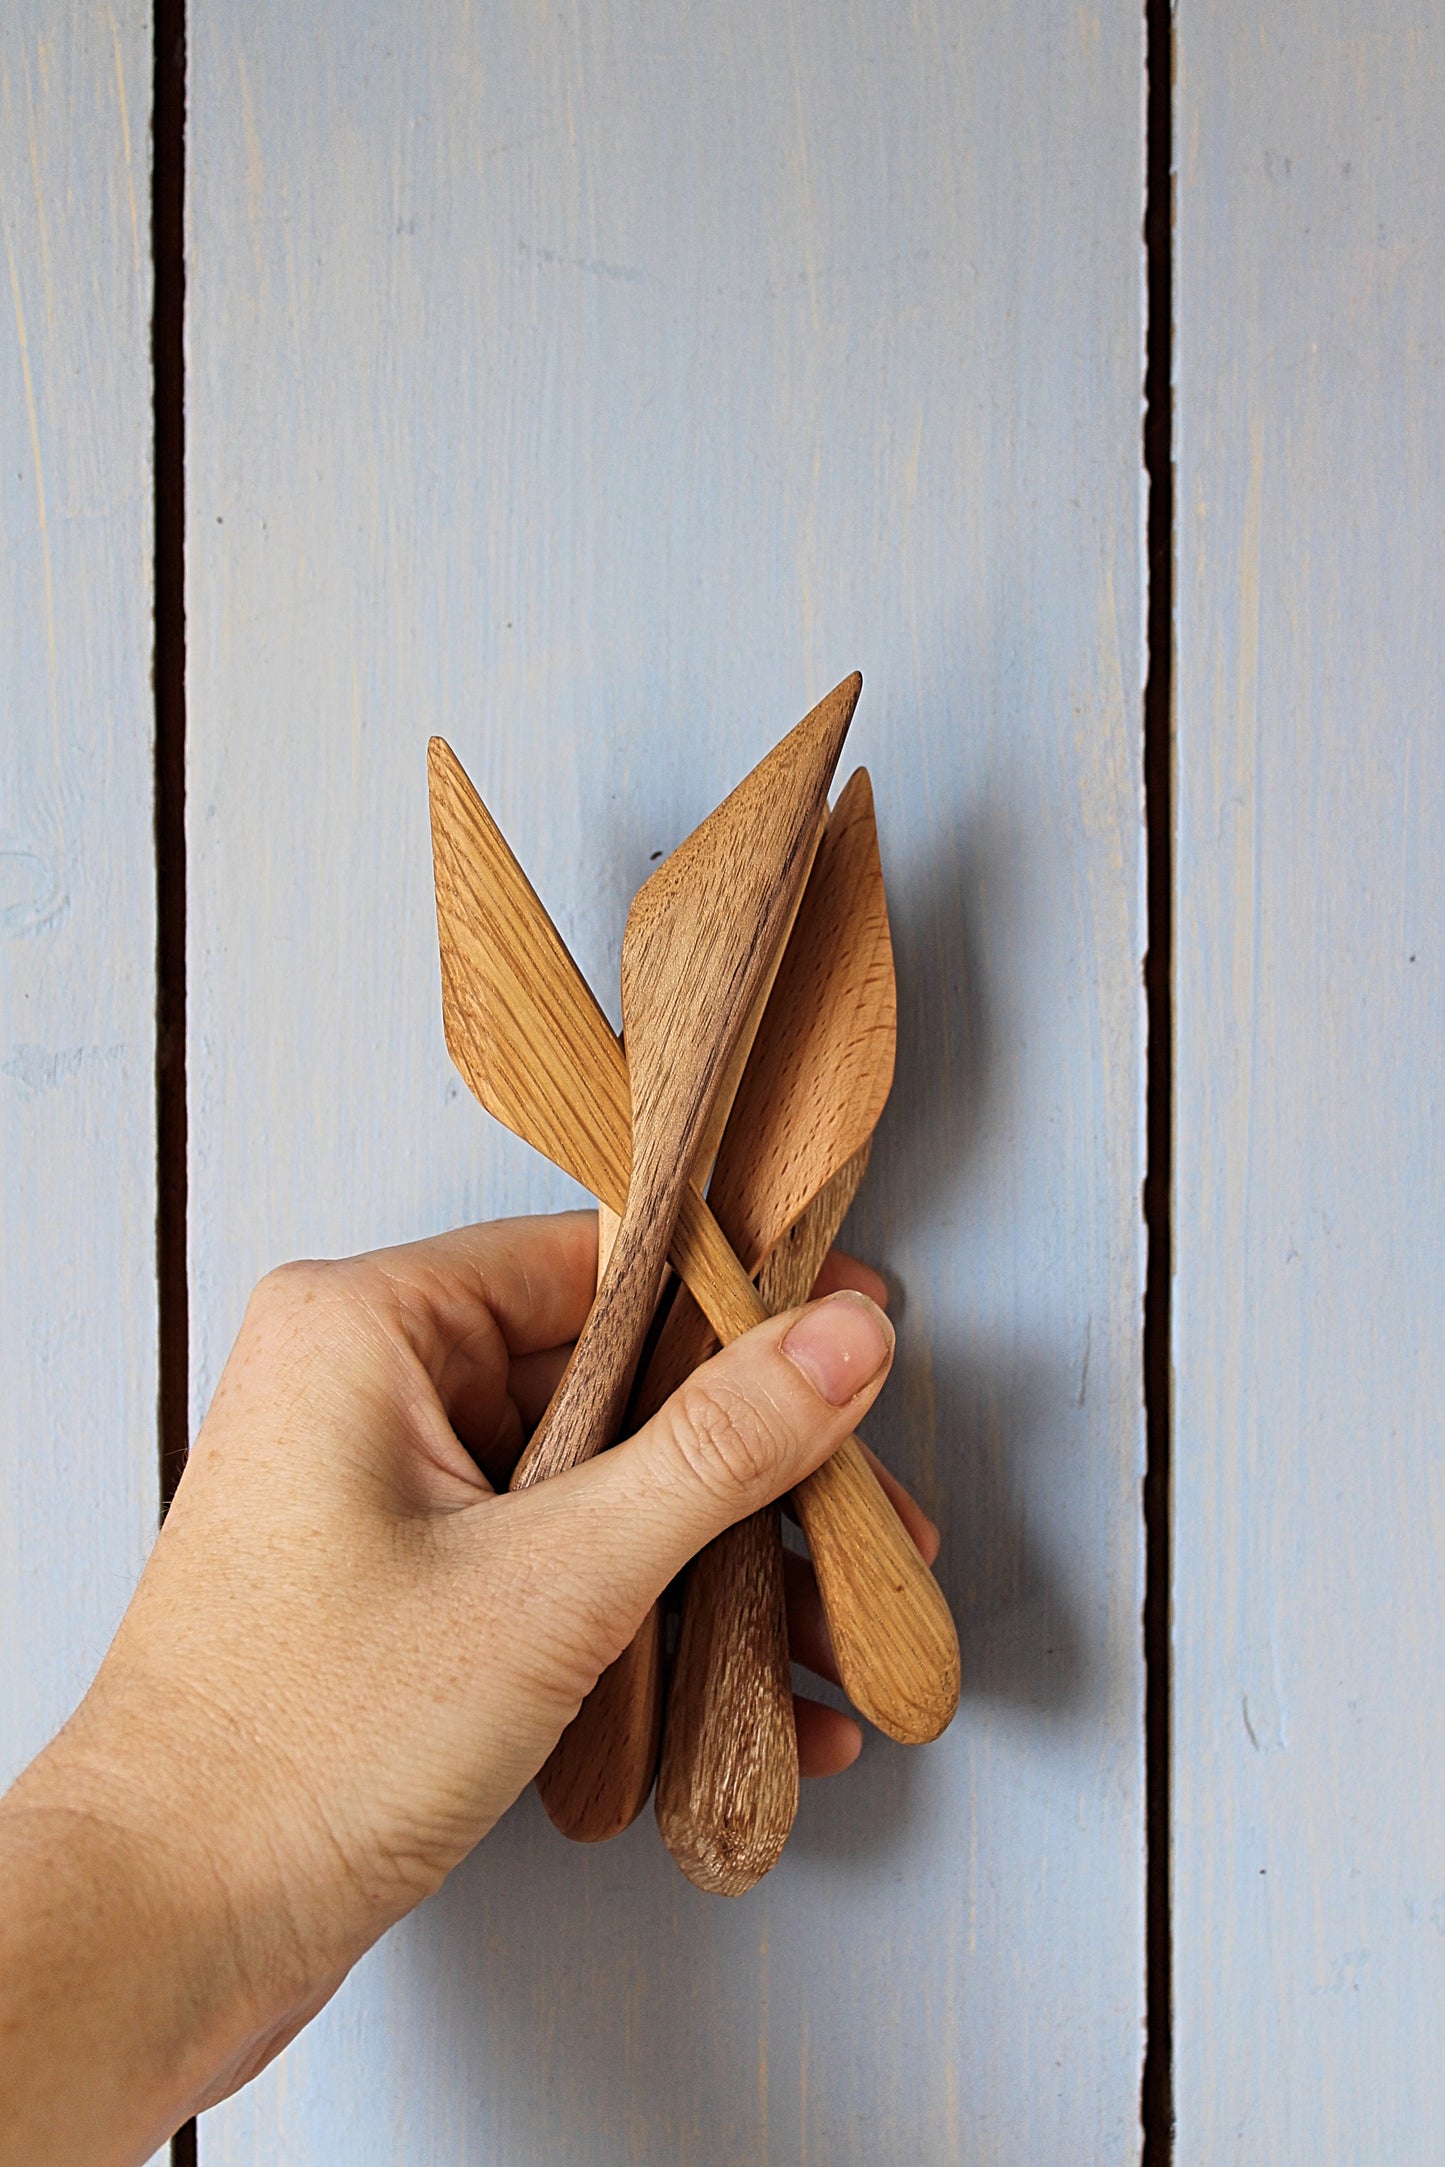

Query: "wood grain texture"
left=656, top=1502, right=794, bottom=1899
left=433, top=738, right=956, bottom=1732
left=189, top=1, right=1145, bottom=2154
left=533, top=934, right=794, bottom=1844
left=657, top=1145, right=873, bottom=1896
left=638, top=768, right=895, bottom=1418
left=0, top=5, right=157, bottom=1788
left=511, top=677, right=854, bottom=1489
left=430, top=735, right=630, bottom=1202
left=1173, top=9, right=1445, bottom=2159
left=754, top=1153, right=873, bottom=1326
left=676, top=1189, right=961, bottom=1744
left=530, top=1193, right=670, bottom=1845
left=555, top=768, right=895, bottom=1849
left=647, top=778, right=895, bottom=1880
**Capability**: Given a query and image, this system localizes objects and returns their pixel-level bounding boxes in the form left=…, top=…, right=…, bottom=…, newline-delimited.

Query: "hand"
left=0, top=1211, right=937, bottom=2167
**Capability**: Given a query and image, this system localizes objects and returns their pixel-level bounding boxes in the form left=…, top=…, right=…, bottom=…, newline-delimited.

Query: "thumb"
left=543, top=1288, right=895, bottom=1623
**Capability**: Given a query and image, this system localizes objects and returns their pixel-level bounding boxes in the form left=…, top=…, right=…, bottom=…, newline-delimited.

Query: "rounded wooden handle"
left=672, top=1187, right=960, bottom=1742
left=535, top=1604, right=665, bottom=1841
left=655, top=1506, right=797, bottom=1895
left=793, top=1437, right=960, bottom=1743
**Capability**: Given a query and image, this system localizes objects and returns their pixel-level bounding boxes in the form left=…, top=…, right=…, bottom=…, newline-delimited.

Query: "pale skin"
left=0, top=1212, right=938, bottom=2167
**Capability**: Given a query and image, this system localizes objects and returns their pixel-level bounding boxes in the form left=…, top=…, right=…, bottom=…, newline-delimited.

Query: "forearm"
left=0, top=1717, right=278, bottom=2167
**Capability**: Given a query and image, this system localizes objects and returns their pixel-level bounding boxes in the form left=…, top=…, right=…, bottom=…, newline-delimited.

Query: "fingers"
left=783, top=1547, right=840, bottom=1685
left=456, top=1342, right=575, bottom=1490
left=801, top=1258, right=942, bottom=1559
left=343, top=1213, right=597, bottom=1471
left=795, top=1697, right=862, bottom=1777
left=367, top=1212, right=600, bottom=1365
left=808, top=1247, right=889, bottom=1309
left=508, top=1342, right=575, bottom=1433
left=617, top=1290, right=894, bottom=1554
left=384, top=1226, right=894, bottom=1496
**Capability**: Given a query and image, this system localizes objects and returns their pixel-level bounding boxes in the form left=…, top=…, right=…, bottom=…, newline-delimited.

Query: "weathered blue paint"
left=0, top=5, right=157, bottom=1782
left=1174, top=7, right=1445, bottom=2159
left=177, top=0, right=1150, bottom=2156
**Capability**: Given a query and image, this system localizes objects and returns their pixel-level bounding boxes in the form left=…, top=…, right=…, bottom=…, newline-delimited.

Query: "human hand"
left=0, top=1210, right=937, bottom=2165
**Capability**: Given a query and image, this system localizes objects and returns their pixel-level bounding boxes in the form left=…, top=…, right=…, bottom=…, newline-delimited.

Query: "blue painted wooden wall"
left=2, top=1, right=157, bottom=1798
left=3, top=0, right=1440, bottom=2158
left=1173, top=5, right=1445, bottom=2157
left=187, top=8, right=1146, bottom=2158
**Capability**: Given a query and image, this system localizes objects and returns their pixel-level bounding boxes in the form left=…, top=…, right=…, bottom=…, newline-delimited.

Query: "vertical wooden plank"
left=1174, top=7, right=1445, bottom=2158
left=189, top=3, right=1146, bottom=2158
left=0, top=10, right=156, bottom=1777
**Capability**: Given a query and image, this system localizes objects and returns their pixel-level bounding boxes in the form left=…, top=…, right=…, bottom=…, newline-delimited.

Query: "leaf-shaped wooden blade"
left=428, top=736, right=631, bottom=1211
left=636, top=766, right=895, bottom=1428
left=704, top=765, right=895, bottom=1263
left=616, top=672, right=861, bottom=1185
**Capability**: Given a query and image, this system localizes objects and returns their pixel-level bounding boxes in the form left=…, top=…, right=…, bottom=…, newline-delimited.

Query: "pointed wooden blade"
left=633, top=768, right=895, bottom=1425
left=707, top=764, right=895, bottom=1270
left=618, top=673, right=860, bottom=1187
left=427, top=736, right=631, bottom=1211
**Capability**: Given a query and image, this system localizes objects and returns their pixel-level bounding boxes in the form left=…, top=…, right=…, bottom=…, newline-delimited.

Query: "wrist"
left=0, top=1683, right=324, bottom=2165
left=0, top=1755, right=215, bottom=2163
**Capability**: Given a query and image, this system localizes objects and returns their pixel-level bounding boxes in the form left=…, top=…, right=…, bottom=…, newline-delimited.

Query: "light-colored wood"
left=558, top=768, right=897, bottom=1856
left=659, top=1180, right=960, bottom=1743
left=430, top=737, right=630, bottom=1203
left=1173, top=11, right=1445, bottom=2159
left=754, top=1157, right=870, bottom=1323
left=433, top=743, right=959, bottom=1741
left=510, top=676, right=856, bottom=1492
left=656, top=1145, right=872, bottom=1897
left=656, top=1503, right=792, bottom=1899
left=0, top=3, right=158, bottom=1796
left=190, top=3, right=1146, bottom=2151
left=436, top=704, right=853, bottom=1842
left=594, top=1202, right=621, bottom=1274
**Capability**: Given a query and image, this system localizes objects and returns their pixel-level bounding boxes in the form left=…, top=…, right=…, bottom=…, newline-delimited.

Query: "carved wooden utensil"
left=654, top=1139, right=873, bottom=1892
left=638, top=772, right=894, bottom=1888
left=507, top=679, right=854, bottom=1499
left=545, top=769, right=897, bottom=1853
left=632, top=770, right=894, bottom=1416
left=429, top=697, right=958, bottom=1750
left=536, top=929, right=801, bottom=1845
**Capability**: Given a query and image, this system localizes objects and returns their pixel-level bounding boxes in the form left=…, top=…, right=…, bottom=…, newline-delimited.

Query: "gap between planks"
left=1141, top=0, right=1176, bottom=2156
left=152, top=0, right=194, bottom=2161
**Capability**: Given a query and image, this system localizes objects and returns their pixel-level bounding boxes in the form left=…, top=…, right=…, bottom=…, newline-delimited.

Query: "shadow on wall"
left=395, top=720, right=1095, bottom=2157
left=854, top=806, right=1090, bottom=1713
